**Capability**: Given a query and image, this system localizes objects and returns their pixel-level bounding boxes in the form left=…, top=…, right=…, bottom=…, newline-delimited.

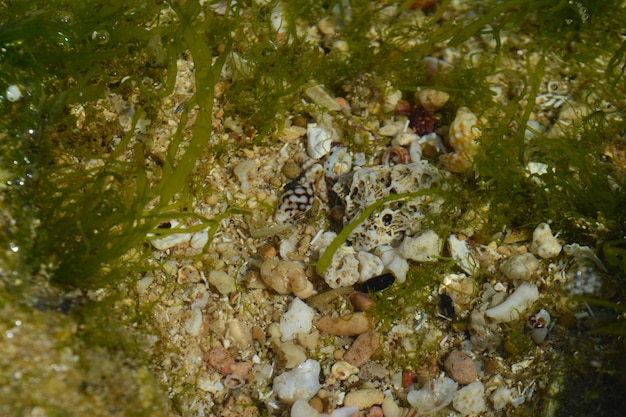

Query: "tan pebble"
left=344, top=331, right=379, bottom=367
left=367, top=405, right=384, bottom=417
left=331, top=360, right=359, bottom=380
left=444, top=349, right=477, bottom=384
left=344, top=388, right=385, bottom=410
left=349, top=291, right=375, bottom=311
left=257, top=244, right=277, bottom=260
left=282, top=161, right=302, bottom=179
left=206, top=347, right=235, bottom=375
left=415, top=89, right=450, bottom=112
left=206, top=194, right=220, bottom=206
left=255, top=190, right=268, bottom=201
left=309, top=396, right=324, bottom=413
left=315, top=313, right=372, bottom=336
left=252, top=325, right=266, bottom=345
left=229, top=361, right=252, bottom=379
left=226, top=319, right=252, bottom=349
left=291, top=115, right=308, bottom=127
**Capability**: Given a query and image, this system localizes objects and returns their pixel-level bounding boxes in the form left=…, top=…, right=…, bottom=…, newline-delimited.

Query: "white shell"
left=529, top=308, right=551, bottom=344
left=307, top=123, right=333, bottom=159
left=485, top=282, right=540, bottom=323
left=323, top=146, right=352, bottom=179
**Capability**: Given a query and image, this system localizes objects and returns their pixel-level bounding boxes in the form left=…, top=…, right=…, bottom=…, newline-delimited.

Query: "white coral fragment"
left=407, top=376, right=458, bottom=414
left=530, top=223, right=562, bottom=259
left=485, top=282, right=540, bottom=323
left=398, top=230, right=442, bottom=262
left=307, top=123, right=332, bottom=159
left=376, top=245, right=409, bottom=283
left=500, top=252, right=541, bottom=281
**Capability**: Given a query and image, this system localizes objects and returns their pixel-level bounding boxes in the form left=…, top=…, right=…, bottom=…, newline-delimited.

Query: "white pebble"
left=273, top=359, right=321, bottom=402
left=453, top=381, right=486, bottom=415
left=233, top=160, right=257, bottom=193
left=291, top=399, right=320, bottom=417
left=280, top=298, right=316, bottom=341
left=375, top=245, right=409, bottom=283
left=447, top=234, right=479, bottom=275
left=485, top=282, right=540, bottom=323
left=530, top=223, right=562, bottom=259
left=208, top=270, right=237, bottom=295
left=356, top=250, right=385, bottom=282
left=6, top=84, right=22, bottom=102
left=407, top=376, right=457, bottom=414
left=322, top=405, right=359, bottom=417
left=398, top=230, right=442, bottom=262
left=499, top=252, right=540, bottom=281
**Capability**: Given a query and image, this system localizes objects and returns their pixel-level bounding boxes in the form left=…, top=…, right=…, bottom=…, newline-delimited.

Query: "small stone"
left=206, top=347, right=235, bottom=376
left=500, top=252, right=541, bottom=281
left=349, top=291, right=375, bottom=312
left=416, top=88, right=450, bottom=112
left=344, top=388, right=385, bottom=410
left=273, top=359, right=322, bottom=403
left=398, top=230, right=442, bottom=262
left=315, top=313, right=372, bottom=336
left=331, top=360, right=359, bottom=380
left=209, top=269, right=237, bottom=295
left=530, top=223, right=562, bottom=259
left=344, top=331, right=379, bottom=367
left=453, top=381, right=486, bottom=415
left=444, top=350, right=477, bottom=385
left=177, top=264, right=202, bottom=284
left=282, top=161, right=302, bottom=179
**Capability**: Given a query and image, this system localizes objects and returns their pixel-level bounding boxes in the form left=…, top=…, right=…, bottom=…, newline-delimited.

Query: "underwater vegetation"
left=0, top=0, right=625, bottom=415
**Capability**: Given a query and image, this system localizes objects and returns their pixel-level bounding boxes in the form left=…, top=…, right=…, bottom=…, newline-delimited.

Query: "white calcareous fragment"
left=324, top=145, right=352, bottom=179
left=356, top=250, right=385, bottom=282
left=447, top=234, right=479, bottom=275
left=530, top=223, right=562, bottom=259
left=291, top=399, right=320, bottom=417
left=375, top=245, right=409, bottom=283
left=407, top=376, right=458, bottom=414
left=398, top=230, right=442, bottom=262
left=305, top=84, right=341, bottom=111
left=307, top=123, right=333, bottom=159
left=208, top=269, right=237, bottom=295
left=273, top=359, right=321, bottom=403
left=500, top=252, right=541, bottom=281
left=485, top=282, right=540, bottom=323
left=150, top=221, right=192, bottom=250
left=453, top=381, right=486, bottom=415
left=233, top=159, right=257, bottom=193
left=416, top=88, right=450, bottom=112
left=184, top=308, right=203, bottom=336
left=280, top=298, right=316, bottom=341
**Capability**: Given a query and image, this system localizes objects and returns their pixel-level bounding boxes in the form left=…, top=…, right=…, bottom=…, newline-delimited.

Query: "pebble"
left=280, top=298, right=316, bottom=341
left=208, top=269, right=237, bottom=295
left=499, top=252, right=541, bottom=281
left=315, top=313, right=372, bottom=336
left=530, top=223, right=562, bottom=259
left=398, top=230, right=442, bottom=262
left=344, top=331, right=379, bottom=367
left=406, top=376, right=458, bottom=414
left=273, top=359, right=322, bottom=402
left=344, top=388, right=384, bottom=410
left=415, top=88, right=450, bottom=112
left=453, top=381, right=486, bottom=415
left=485, top=282, right=540, bottom=323
left=349, top=291, right=375, bottom=312
left=444, top=350, right=477, bottom=385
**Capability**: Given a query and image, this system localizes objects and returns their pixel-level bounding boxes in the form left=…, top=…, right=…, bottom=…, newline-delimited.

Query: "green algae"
left=1, top=0, right=626, bottom=416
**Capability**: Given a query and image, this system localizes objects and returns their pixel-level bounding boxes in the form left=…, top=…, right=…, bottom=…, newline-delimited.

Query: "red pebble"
left=402, top=370, right=417, bottom=388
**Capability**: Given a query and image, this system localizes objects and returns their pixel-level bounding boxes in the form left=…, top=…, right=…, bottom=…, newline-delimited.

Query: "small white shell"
left=375, top=245, right=409, bottom=283
left=323, top=146, right=352, bottom=179
left=529, top=308, right=551, bottom=344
